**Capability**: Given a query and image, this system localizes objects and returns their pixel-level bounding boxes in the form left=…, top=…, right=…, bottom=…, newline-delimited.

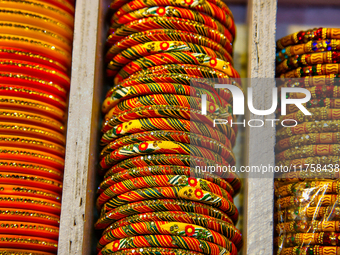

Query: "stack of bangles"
left=95, top=0, right=243, bottom=254
left=275, top=27, right=340, bottom=255
left=0, top=0, right=75, bottom=254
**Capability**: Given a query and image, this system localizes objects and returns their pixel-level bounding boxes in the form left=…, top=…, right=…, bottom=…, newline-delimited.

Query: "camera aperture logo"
left=201, top=84, right=312, bottom=127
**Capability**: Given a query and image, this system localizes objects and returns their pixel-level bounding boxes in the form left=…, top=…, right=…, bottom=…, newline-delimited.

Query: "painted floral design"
left=185, top=225, right=195, bottom=236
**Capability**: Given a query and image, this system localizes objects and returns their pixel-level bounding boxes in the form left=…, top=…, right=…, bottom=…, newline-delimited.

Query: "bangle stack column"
left=275, top=28, right=340, bottom=255
left=95, top=1, right=243, bottom=255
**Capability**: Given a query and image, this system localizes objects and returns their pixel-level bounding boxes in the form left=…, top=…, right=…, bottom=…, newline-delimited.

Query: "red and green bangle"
left=97, top=175, right=234, bottom=208
left=98, top=165, right=235, bottom=196
left=111, top=53, right=238, bottom=81
left=102, top=247, right=204, bottom=255
left=102, top=154, right=241, bottom=190
left=99, top=141, right=234, bottom=170
left=276, top=232, right=340, bottom=247
left=100, top=118, right=233, bottom=147
left=95, top=198, right=234, bottom=229
left=110, top=0, right=234, bottom=34
left=97, top=221, right=237, bottom=253
left=276, top=27, right=340, bottom=49
left=106, top=29, right=233, bottom=61
left=275, top=194, right=340, bottom=210
left=0, top=235, right=58, bottom=253
left=104, top=211, right=242, bottom=247
left=278, top=246, right=340, bottom=255
left=104, top=94, right=231, bottom=119
left=107, top=41, right=233, bottom=70
left=102, top=83, right=230, bottom=114
left=276, top=51, right=340, bottom=74
left=111, top=6, right=235, bottom=40
left=107, top=17, right=231, bottom=47
left=100, top=130, right=232, bottom=158
left=99, top=235, right=232, bottom=255
left=101, top=186, right=238, bottom=219
left=276, top=220, right=340, bottom=233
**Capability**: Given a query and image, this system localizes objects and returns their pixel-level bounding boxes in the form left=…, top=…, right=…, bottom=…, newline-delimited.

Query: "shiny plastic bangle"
left=106, top=29, right=233, bottom=60
left=41, top=0, right=75, bottom=15
left=276, top=232, right=340, bottom=247
left=275, top=206, right=340, bottom=222
left=276, top=194, right=340, bottom=210
left=98, top=165, right=235, bottom=196
left=99, top=235, right=232, bottom=255
left=0, top=249, right=54, bottom=255
left=276, top=220, right=340, bottom=233
left=95, top=198, right=233, bottom=229
left=97, top=175, right=233, bottom=208
left=97, top=221, right=237, bottom=253
left=0, top=96, right=65, bottom=122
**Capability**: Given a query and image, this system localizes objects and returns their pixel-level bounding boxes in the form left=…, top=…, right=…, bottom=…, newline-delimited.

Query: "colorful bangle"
left=42, top=0, right=75, bottom=15
left=97, top=221, right=237, bottom=253
left=280, top=63, right=340, bottom=78
left=0, top=207, right=60, bottom=226
left=100, top=130, right=232, bottom=158
left=0, top=195, right=61, bottom=215
left=275, top=206, right=340, bottom=222
left=276, top=27, right=340, bottom=49
left=107, top=41, right=233, bottom=70
left=97, top=175, right=233, bottom=208
left=276, top=144, right=340, bottom=161
left=104, top=94, right=230, bottom=119
left=0, top=160, right=63, bottom=181
left=0, top=123, right=65, bottom=146
left=0, top=220, right=59, bottom=240
left=106, top=29, right=233, bottom=61
left=276, top=51, right=340, bottom=75
left=0, top=72, right=67, bottom=99
left=95, top=198, right=233, bottom=229
left=102, top=154, right=241, bottom=190
left=0, top=96, right=66, bottom=122
left=276, top=120, right=340, bottom=140
left=0, top=34, right=71, bottom=67
left=111, top=53, right=238, bottom=81
left=275, top=194, right=340, bottom=210
left=281, top=98, right=340, bottom=115
left=275, top=170, right=339, bottom=182
left=0, top=84, right=67, bottom=111
left=278, top=107, right=340, bottom=124
left=100, top=118, right=234, bottom=147
left=102, top=83, right=230, bottom=114
left=0, top=109, right=64, bottom=133
left=0, top=172, right=62, bottom=193
left=0, top=234, right=57, bottom=253
left=277, top=156, right=340, bottom=170
left=276, top=232, right=340, bottom=247
left=276, top=39, right=340, bottom=63
left=274, top=180, right=339, bottom=198
left=101, top=186, right=238, bottom=219
left=99, top=141, right=234, bottom=170
left=98, top=165, right=235, bottom=196
left=278, top=246, right=340, bottom=255
left=0, top=147, right=64, bottom=171
left=0, top=248, right=54, bottom=255
left=101, top=247, right=204, bottom=255
left=276, top=220, right=340, bottom=234
left=107, top=17, right=231, bottom=47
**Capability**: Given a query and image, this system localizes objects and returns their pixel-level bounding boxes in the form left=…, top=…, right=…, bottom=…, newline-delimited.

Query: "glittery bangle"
left=0, top=123, right=65, bottom=146
left=99, top=141, right=234, bottom=170
left=0, top=96, right=66, bottom=122
left=0, top=195, right=61, bottom=215
left=0, top=234, right=58, bottom=253
left=97, top=175, right=234, bottom=208
left=280, top=63, right=340, bottom=78
left=276, top=194, right=340, bottom=210
left=100, top=130, right=232, bottom=159
left=99, top=235, right=232, bottom=255
left=0, top=220, right=59, bottom=240
left=0, top=34, right=71, bottom=68
left=102, top=83, right=231, bottom=114
left=0, top=249, right=54, bottom=255
left=276, top=39, right=340, bottom=63
left=278, top=107, right=340, bottom=124
left=102, top=154, right=241, bottom=191
left=0, top=72, right=67, bottom=99
left=278, top=246, right=340, bottom=255
left=98, top=165, right=235, bottom=196
left=0, top=160, right=63, bottom=181
left=111, top=52, right=238, bottom=81
left=104, top=211, right=242, bottom=248
left=104, top=94, right=231, bottom=119
left=276, top=144, right=340, bottom=162
left=275, top=170, right=339, bottom=182
left=282, top=98, right=340, bottom=115
left=276, top=232, right=340, bottom=247
left=0, top=109, right=64, bottom=133
left=42, top=0, right=75, bottom=15
left=0, top=172, right=62, bottom=193
left=276, top=220, right=340, bottom=233
left=102, top=247, right=204, bottom=255
left=277, top=156, right=340, bottom=170
left=95, top=198, right=233, bottom=229
left=107, top=17, right=231, bottom=47
left=106, top=29, right=233, bottom=61
left=276, top=120, right=340, bottom=140
left=0, top=84, right=67, bottom=111
left=100, top=118, right=234, bottom=147
left=97, top=221, right=237, bottom=253
left=101, top=186, right=238, bottom=220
